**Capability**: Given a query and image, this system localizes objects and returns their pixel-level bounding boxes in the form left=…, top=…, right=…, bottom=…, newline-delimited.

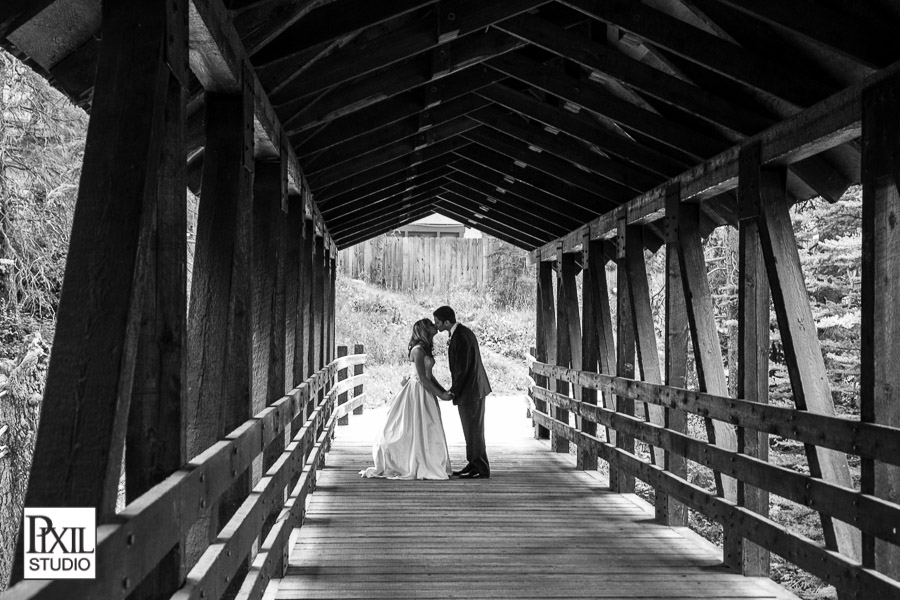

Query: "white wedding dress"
left=359, top=353, right=452, bottom=480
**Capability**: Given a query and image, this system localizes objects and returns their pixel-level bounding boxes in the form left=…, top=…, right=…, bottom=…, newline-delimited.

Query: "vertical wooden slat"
left=353, top=343, right=365, bottom=415
left=337, top=346, right=349, bottom=425
left=552, top=247, right=572, bottom=454
left=534, top=260, right=555, bottom=440
left=663, top=184, right=688, bottom=528
left=757, top=164, right=861, bottom=561
left=613, top=216, right=636, bottom=494
left=736, top=141, right=771, bottom=576
left=578, top=233, right=598, bottom=471
left=861, top=74, right=900, bottom=578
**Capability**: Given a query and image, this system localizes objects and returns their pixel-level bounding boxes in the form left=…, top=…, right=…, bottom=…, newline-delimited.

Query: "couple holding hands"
left=360, top=305, right=491, bottom=480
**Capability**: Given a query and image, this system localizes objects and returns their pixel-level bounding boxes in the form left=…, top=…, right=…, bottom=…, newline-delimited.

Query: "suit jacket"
left=448, top=324, right=492, bottom=405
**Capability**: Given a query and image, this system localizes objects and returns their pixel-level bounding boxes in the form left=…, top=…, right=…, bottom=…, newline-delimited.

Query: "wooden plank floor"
left=276, top=396, right=796, bottom=599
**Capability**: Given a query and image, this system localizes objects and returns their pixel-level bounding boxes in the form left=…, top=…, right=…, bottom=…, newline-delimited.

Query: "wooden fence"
left=4, top=347, right=367, bottom=600
left=337, top=236, right=496, bottom=291
left=528, top=357, right=900, bottom=598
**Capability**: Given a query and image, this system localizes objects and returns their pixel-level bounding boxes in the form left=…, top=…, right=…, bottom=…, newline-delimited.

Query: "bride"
left=359, top=318, right=453, bottom=480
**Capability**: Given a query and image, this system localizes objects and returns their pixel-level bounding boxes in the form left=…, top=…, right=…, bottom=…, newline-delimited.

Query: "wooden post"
left=736, top=141, right=771, bottom=576
left=613, top=216, right=635, bottom=494
left=123, top=2, right=188, bottom=596
left=313, top=234, right=326, bottom=420
left=552, top=246, right=573, bottom=454
left=252, top=160, right=282, bottom=417
left=253, top=159, right=287, bottom=481
left=861, top=76, right=900, bottom=577
left=299, top=218, right=314, bottom=382
left=10, top=13, right=179, bottom=581
left=184, top=84, right=255, bottom=571
left=578, top=233, right=598, bottom=471
left=663, top=184, right=688, bottom=528
left=757, top=163, right=862, bottom=562
left=338, top=346, right=349, bottom=425
left=330, top=249, right=337, bottom=364
left=534, top=260, right=555, bottom=439
left=624, top=225, right=667, bottom=517
left=353, top=343, right=365, bottom=415
left=586, top=239, right=616, bottom=446
left=284, top=196, right=303, bottom=393
left=675, top=202, right=739, bottom=565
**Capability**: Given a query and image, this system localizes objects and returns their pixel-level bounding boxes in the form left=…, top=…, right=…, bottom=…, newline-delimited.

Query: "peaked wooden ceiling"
left=4, top=0, right=899, bottom=250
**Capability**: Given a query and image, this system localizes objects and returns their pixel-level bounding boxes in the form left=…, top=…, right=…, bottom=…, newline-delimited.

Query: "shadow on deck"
left=274, top=396, right=796, bottom=600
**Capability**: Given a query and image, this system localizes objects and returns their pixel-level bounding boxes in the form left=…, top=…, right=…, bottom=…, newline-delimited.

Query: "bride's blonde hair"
left=408, top=318, right=436, bottom=357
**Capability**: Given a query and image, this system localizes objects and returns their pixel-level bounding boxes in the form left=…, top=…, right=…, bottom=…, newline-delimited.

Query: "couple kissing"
left=359, top=305, right=492, bottom=480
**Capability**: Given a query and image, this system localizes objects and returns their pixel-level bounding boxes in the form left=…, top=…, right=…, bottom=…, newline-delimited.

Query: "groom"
left=433, top=305, right=492, bottom=479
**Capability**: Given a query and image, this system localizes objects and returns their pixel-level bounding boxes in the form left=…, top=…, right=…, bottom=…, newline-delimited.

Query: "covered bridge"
left=2, top=0, right=900, bottom=598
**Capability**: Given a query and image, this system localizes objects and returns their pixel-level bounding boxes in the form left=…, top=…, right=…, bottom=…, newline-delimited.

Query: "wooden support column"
left=534, top=260, right=555, bottom=439
left=861, top=74, right=900, bottom=578
left=184, top=84, right=254, bottom=570
left=252, top=160, right=285, bottom=418
left=299, top=218, right=314, bottom=382
left=284, top=196, right=303, bottom=393
left=313, top=234, right=326, bottom=375
left=613, top=216, right=636, bottom=494
left=664, top=184, right=688, bottom=528
left=123, top=2, right=188, bottom=597
left=578, top=232, right=598, bottom=470
left=252, top=159, right=287, bottom=482
left=329, top=247, right=337, bottom=364
left=10, top=2, right=191, bottom=584
left=757, top=163, right=861, bottom=562
left=675, top=202, right=739, bottom=564
left=552, top=245, right=576, bottom=453
left=736, top=141, right=771, bottom=576
left=585, top=239, right=617, bottom=446
left=624, top=225, right=667, bottom=517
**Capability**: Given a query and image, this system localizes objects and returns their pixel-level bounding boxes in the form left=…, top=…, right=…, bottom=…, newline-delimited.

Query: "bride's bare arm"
left=411, top=347, right=449, bottom=399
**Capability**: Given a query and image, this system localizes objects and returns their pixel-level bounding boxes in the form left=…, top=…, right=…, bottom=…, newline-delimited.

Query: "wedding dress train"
left=360, top=360, right=452, bottom=480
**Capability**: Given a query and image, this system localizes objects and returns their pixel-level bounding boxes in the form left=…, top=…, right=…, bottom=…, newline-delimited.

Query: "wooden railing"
left=5, top=348, right=367, bottom=600
left=529, top=358, right=900, bottom=599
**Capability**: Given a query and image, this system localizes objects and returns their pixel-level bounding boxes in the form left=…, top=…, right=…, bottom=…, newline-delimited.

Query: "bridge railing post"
left=353, top=344, right=365, bottom=415
left=337, top=345, right=349, bottom=426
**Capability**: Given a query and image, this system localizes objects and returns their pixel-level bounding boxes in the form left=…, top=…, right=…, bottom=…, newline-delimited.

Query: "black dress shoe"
left=451, top=470, right=465, bottom=477
left=459, top=471, right=489, bottom=479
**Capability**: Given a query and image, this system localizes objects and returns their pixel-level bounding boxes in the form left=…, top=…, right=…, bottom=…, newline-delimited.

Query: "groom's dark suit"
left=448, top=323, right=492, bottom=476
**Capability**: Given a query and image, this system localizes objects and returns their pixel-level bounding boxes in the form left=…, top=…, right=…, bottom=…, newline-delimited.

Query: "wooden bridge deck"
left=274, top=396, right=795, bottom=600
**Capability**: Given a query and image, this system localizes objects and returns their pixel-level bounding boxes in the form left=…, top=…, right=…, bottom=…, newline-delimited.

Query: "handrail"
left=531, top=360, right=900, bottom=466
left=4, top=350, right=367, bottom=600
left=528, top=359, right=900, bottom=598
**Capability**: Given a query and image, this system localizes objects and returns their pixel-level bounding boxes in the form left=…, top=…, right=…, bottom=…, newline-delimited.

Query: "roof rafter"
left=559, top=0, right=838, bottom=108
left=267, top=0, right=552, bottom=103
